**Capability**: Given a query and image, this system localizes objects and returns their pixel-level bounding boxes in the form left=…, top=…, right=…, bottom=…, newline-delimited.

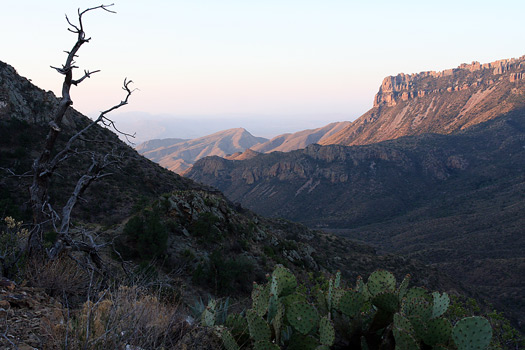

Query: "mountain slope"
left=135, top=137, right=189, bottom=153
left=187, top=108, right=525, bottom=327
left=251, top=121, right=350, bottom=153
left=137, top=128, right=267, bottom=173
left=322, top=56, right=525, bottom=146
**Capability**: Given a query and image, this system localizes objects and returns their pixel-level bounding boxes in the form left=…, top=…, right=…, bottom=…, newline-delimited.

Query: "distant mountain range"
left=136, top=121, right=351, bottom=173
left=185, top=56, right=525, bottom=327
left=136, top=128, right=267, bottom=173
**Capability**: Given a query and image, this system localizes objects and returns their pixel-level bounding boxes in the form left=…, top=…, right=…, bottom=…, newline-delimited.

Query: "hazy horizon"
left=107, top=111, right=353, bottom=144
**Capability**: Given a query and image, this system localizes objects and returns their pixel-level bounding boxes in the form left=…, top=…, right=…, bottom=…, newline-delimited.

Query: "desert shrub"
left=123, top=210, right=168, bottom=260
left=26, top=255, right=91, bottom=299
left=190, top=212, right=222, bottom=243
left=192, top=250, right=254, bottom=295
left=0, top=216, right=28, bottom=279
left=43, top=285, right=189, bottom=349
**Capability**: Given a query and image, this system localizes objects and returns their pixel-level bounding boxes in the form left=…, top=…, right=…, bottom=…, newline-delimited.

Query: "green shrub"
left=192, top=250, right=254, bottom=295
left=123, top=211, right=168, bottom=260
left=190, top=212, right=222, bottom=243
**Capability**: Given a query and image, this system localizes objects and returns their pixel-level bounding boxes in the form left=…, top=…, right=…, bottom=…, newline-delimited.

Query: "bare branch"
left=72, top=69, right=101, bottom=85
left=0, top=167, right=32, bottom=178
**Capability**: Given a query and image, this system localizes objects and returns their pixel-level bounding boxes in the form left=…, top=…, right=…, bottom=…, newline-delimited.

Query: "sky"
left=2, top=1, right=525, bottom=139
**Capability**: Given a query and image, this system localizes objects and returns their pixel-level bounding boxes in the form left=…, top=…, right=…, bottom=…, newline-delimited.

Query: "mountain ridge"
left=137, top=127, right=267, bottom=173
left=321, top=56, right=525, bottom=146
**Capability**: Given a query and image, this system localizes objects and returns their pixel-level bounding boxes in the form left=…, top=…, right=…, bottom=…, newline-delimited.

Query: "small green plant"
left=192, top=251, right=255, bottom=295
left=190, top=212, right=222, bottom=243
left=0, top=217, right=28, bottom=279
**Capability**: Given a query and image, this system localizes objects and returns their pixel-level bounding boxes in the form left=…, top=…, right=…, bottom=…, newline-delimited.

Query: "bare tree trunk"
left=27, top=4, right=135, bottom=265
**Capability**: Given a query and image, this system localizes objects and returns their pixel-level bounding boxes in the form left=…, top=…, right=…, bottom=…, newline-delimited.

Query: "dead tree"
left=28, top=4, right=135, bottom=269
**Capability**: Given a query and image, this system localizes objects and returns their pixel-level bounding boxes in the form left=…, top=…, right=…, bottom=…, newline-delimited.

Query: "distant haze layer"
left=109, top=112, right=353, bottom=143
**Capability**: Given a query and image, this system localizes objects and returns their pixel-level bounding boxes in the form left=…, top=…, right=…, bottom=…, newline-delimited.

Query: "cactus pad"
left=331, top=288, right=345, bottom=310
left=222, top=329, right=240, bottom=350
left=367, top=270, right=396, bottom=297
left=393, top=312, right=414, bottom=333
left=452, top=316, right=492, bottom=350
left=339, top=289, right=365, bottom=317
left=201, top=299, right=216, bottom=326
left=334, top=270, right=341, bottom=289
left=432, top=292, right=450, bottom=319
left=287, top=301, right=319, bottom=335
left=422, top=318, right=452, bottom=346
left=272, top=300, right=285, bottom=344
left=398, top=274, right=411, bottom=299
left=272, top=264, right=297, bottom=297
left=315, top=289, right=328, bottom=315
left=403, top=296, right=432, bottom=321
left=319, top=316, right=335, bottom=346
left=403, top=287, right=431, bottom=304
left=393, top=327, right=419, bottom=350
left=247, top=309, right=271, bottom=342
left=254, top=340, right=280, bottom=350
left=372, top=291, right=400, bottom=313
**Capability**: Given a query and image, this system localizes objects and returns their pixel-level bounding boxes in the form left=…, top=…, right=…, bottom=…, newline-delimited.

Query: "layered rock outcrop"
left=374, top=56, right=525, bottom=108
left=322, top=56, right=525, bottom=147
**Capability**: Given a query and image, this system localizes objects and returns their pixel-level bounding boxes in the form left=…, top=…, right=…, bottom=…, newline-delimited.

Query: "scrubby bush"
left=192, top=250, right=255, bottom=295
left=123, top=210, right=168, bottom=260
left=42, top=285, right=188, bottom=349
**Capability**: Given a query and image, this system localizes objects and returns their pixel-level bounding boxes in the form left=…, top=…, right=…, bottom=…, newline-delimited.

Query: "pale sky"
left=2, top=1, right=524, bottom=137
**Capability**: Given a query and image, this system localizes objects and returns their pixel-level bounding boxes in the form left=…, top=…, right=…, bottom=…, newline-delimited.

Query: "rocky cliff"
left=322, top=56, right=525, bottom=146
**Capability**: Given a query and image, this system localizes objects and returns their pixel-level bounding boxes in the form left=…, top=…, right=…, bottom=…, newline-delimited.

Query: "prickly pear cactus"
left=254, top=340, right=280, bottom=350
left=367, top=270, right=396, bottom=297
left=398, top=274, right=411, bottom=299
left=202, top=299, right=217, bottom=326
left=431, top=291, right=450, bottom=319
left=221, top=329, right=240, bottom=350
left=247, top=309, right=271, bottom=342
left=287, top=301, right=319, bottom=335
left=452, top=316, right=492, bottom=350
left=339, top=289, right=366, bottom=317
left=372, top=291, right=399, bottom=313
left=271, top=264, right=297, bottom=297
left=221, top=266, right=495, bottom=350
left=393, top=327, right=419, bottom=350
left=393, top=312, right=414, bottom=333
left=318, top=316, right=335, bottom=346
left=421, top=318, right=452, bottom=346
